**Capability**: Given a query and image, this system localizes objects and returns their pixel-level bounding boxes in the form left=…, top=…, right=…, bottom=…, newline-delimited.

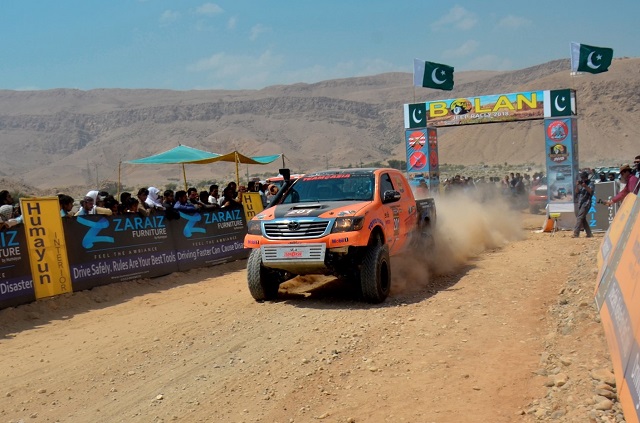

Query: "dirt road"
left=0, top=197, right=619, bottom=423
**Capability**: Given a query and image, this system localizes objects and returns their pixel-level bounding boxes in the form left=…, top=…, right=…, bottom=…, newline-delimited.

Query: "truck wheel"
left=360, top=243, right=391, bottom=303
left=247, top=249, right=280, bottom=301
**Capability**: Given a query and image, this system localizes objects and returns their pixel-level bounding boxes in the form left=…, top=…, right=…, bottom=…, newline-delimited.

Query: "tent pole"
left=235, top=152, right=240, bottom=186
left=182, top=164, right=188, bottom=190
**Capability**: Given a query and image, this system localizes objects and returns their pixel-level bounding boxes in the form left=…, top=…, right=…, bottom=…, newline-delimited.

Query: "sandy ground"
left=0, top=196, right=617, bottom=423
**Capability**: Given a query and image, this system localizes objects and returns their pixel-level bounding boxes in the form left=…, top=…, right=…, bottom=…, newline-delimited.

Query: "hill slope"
left=0, top=58, right=638, bottom=191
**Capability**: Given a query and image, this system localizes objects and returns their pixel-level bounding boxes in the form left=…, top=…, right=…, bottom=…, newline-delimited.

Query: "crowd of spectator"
left=439, top=172, right=543, bottom=207
left=0, top=179, right=279, bottom=228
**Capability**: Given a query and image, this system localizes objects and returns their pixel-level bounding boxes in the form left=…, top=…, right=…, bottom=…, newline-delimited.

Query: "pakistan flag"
left=413, top=59, right=454, bottom=91
left=570, top=42, right=613, bottom=74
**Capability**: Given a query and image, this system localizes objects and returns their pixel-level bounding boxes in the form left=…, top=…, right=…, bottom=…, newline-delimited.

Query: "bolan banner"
left=20, top=197, right=73, bottom=299
left=404, top=89, right=576, bottom=128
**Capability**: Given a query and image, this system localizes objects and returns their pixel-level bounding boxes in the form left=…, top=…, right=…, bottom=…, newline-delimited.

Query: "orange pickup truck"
left=244, top=168, right=436, bottom=303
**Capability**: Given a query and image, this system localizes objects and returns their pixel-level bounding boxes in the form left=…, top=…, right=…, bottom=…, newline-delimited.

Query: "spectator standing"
left=173, top=190, right=198, bottom=212
left=605, top=165, right=638, bottom=206
left=137, top=188, right=151, bottom=216
left=220, top=186, right=241, bottom=208
left=207, top=184, right=219, bottom=205
left=573, top=171, right=594, bottom=238
left=145, top=187, right=165, bottom=211
left=266, top=184, right=279, bottom=204
left=0, top=190, right=13, bottom=205
left=58, top=194, right=75, bottom=218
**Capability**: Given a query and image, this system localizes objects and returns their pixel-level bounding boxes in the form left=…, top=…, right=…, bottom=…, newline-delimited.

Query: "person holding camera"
left=573, top=171, right=594, bottom=238
left=604, top=164, right=638, bottom=207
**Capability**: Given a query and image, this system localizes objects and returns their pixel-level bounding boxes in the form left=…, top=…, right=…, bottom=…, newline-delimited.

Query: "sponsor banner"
left=404, top=90, right=543, bottom=128
left=64, top=213, right=178, bottom=291
left=602, top=277, right=634, bottom=388
left=545, top=117, right=578, bottom=213
left=596, top=194, right=640, bottom=421
left=426, top=128, right=440, bottom=189
left=20, top=198, right=73, bottom=299
left=0, top=226, right=36, bottom=308
left=403, top=89, right=576, bottom=128
left=595, top=194, right=639, bottom=309
left=241, top=192, right=264, bottom=221
left=172, top=204, right=249, bottom=272
left=405, top=129, right=427, bottom=172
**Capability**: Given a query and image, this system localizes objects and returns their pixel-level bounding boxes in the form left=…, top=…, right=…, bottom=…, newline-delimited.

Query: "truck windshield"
left=281, top=173, right=375, bottom=203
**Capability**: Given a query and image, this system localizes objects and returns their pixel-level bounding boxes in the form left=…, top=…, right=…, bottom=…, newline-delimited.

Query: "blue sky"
left=1, top=1, right=638, bottom=91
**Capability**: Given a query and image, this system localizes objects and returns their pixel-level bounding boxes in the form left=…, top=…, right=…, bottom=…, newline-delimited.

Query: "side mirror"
left=382, top=190, right=401, bottom=204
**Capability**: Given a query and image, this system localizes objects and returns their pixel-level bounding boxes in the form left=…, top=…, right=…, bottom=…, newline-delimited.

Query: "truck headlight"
left=332, top=216, right=365, bottom=233
left=247, top=220, right=262, bottom=235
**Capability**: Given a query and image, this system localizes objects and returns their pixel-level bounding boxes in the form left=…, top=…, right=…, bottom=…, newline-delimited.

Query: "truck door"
left=379, top=172, right=401, bottom=253
left=390, top=172, right=414, bottom=252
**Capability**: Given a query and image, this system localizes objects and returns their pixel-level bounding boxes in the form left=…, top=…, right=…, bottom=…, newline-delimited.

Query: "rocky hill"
left=0, top=58, right=638, bottom=192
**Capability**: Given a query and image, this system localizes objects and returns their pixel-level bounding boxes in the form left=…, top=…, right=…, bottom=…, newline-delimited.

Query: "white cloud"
left=187, top=50, right=284, bottom=89
left=227, top=16, right=237, bottom=30
left=432, top=6, right=477, bottom=31
left=442, top=40, right=479, bottom=59
left=196, top=3, right=223, bottom=16
left=159, top=10, right=180, bottom=24
left=187, top=51, right=402, bottom=89
left=250, top=24, right=270, bottom=41
left=498, top=15, right=532, bottom=29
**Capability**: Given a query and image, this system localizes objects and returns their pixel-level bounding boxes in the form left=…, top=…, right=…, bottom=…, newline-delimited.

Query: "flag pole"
left=117, top=161, right=122, bottom=200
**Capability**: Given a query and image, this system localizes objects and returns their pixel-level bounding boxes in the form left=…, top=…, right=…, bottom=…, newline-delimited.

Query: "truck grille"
left=263, top=220, right=330, bottom=239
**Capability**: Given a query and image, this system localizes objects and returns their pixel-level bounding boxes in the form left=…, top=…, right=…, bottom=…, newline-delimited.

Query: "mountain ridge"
left=0, top=57, right=638, bottom=192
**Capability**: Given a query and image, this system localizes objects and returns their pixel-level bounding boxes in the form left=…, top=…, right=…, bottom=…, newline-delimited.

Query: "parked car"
left=528, top=177, right=547, bottom=213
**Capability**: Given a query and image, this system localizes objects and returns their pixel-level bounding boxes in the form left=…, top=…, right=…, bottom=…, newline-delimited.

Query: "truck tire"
left=360, top=243, right=391, bottom=303
left=247, top=249, right=280, bottom=301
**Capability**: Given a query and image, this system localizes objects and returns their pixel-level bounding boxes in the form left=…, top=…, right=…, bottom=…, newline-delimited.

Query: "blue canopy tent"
left=123, top=145, right=281, bottom=191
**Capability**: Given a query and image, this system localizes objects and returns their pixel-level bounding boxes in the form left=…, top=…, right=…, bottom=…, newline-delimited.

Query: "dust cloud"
left=393, top=193, right=524, bottom=294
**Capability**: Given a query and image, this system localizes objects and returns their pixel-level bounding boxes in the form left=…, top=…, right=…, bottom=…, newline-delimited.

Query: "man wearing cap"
left=573, top=171, right=594, bottom=238
left=605, top=164, right=638, bottom=207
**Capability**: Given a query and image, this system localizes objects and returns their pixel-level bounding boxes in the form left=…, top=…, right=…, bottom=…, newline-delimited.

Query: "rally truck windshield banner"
left=20, top=198, right=73, bottom=299
left=404, top=89, right=576, bottom=128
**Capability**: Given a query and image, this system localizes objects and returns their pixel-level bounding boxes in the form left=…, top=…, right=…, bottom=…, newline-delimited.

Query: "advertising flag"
left=413, top=59, right=454, bottom=91
left=570, top=42, right=613, bottom=74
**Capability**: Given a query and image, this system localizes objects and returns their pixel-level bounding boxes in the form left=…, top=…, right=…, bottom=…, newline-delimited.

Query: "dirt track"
left=0, top=198, right=616, bottom=423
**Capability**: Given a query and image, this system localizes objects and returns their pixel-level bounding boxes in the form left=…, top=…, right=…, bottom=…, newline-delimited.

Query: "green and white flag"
left=413, top=59, right=454, bottom=91
left=570, top=42, right=613, bottom=74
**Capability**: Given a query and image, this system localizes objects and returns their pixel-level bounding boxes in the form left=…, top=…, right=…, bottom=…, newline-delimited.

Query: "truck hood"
left=269, top=201, right=371, bottom=219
